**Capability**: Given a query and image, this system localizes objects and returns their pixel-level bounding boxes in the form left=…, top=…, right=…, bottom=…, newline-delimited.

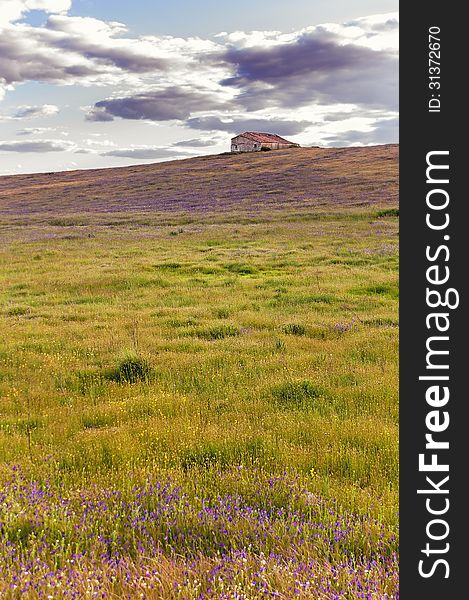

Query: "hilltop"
left=0, top=145, right=398, bottom=226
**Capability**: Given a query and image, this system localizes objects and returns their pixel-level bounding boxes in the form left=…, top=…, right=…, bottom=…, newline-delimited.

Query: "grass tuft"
left=271, top=380, right=325, bottom=409
left=104, top=353, right=152, bottom=384
left=376, top=208, right=399, bottom=217
left=282, top=323, right=307, bottom=336
left=6, top=306, right=29, bottom=316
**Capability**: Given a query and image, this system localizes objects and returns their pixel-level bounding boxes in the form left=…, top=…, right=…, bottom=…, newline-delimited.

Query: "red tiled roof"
left=232, top=132, right=296, bottom=144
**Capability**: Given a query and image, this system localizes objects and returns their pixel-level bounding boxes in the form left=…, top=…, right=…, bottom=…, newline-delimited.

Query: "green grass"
left=0, top=209, right=398, bottom=510
left=271, top=380, right=325, bottom=409
left=376, top=208, right=399, bottom=217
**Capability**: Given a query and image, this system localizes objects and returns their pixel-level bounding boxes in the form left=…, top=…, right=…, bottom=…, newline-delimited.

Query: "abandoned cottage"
left=231, top=132, right=300, bottom=153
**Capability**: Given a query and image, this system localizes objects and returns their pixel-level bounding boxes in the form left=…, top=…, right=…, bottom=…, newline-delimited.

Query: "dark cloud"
left=0, top=28, right=90, bottom=85
left=187, top=116, right=310, bottom=136
left=219, top=31, right=398, bottom=111
left=88, top=87, right=224, bottom=122
left=222, top=33, right=360, bottom=83
left=47, top=21, right=168, bottom=73
left=0, top=140, right=70, bottom=152
left=172, top=138, right=216, bottom=147
left=102, top=147, right=191, bottom=159
left=322, top=117, right=399, bottom=147
left=0, top=17, right=171, bottom=89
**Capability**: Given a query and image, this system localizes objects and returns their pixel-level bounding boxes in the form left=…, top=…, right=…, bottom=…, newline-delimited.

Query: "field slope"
left=0, top=145, right=399, bottom=599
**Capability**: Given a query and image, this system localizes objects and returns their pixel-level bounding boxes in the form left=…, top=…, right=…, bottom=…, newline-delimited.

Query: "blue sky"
left=0, top=1, right=398, bottom=174
left=66, top=1, right=398, bottom=37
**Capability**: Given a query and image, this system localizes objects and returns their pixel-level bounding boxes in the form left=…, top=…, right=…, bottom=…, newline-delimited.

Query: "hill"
left=0, top=143, right=399, bottom=597
left=0, top=145, right=398, bottom=226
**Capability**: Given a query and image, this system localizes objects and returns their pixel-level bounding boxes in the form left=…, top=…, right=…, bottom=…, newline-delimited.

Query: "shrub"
left=6, top=306, right=29, bottom=316
left=282, top=323, right=306, bottom=336
left=105, top=354, right=152, bottom=384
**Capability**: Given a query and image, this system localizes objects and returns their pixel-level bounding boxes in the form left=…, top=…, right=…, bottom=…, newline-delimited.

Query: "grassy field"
left=0, top=145, right=399, bottom=599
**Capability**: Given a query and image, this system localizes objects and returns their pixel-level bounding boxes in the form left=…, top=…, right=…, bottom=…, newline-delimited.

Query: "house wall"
left=263, top=143, right=298, bottom=150
left=231, top=136, right=299, bottom=152
left=231, top=136, right=261, bottom=152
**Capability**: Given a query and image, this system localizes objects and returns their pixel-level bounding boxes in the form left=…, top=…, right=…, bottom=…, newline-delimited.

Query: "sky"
left=0, top=0, right=398, bottom=175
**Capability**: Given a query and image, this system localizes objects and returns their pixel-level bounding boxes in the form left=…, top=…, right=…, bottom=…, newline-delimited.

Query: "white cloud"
left=216, top=13, right=398, bottom=52
left=321, top=13, right=399, bottom=52
left=16, top=126, right=55, bottom=134
left=217, top=29, right=287, bottom=48
left=84, top=137, right=111, bottom=145
left=0, top=7, right=223, bottom=96
left=13, top=104, right=59, bottom=118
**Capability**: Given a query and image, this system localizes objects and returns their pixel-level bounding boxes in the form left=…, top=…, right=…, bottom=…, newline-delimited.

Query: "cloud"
left=13, top=104, right=58, bottom=118
left=16, top=126, right=54, bottom=134
left=186, top=116, right=310, bottom=136
left=322, top=111, right=361, bottom=122
left=102, top=147, right=192, bottom=160
left=219, top=28, right=398, bottom=111
left=0, top=8, right=219, bottom=94
left=345, top=14, right=399, bottom=34
left=46, top=15, right=169, bottom=73
left=1, top=7, right=398, bottom=118
left=85, top=107, right=115, bottom=122
left=322, top=117, right=399, bottom=147
left=0, top=139, right=72, bottom=152
left=173, top=138, right=218, bottom=147
left=87, top=87, right=225, bottom=122
left=73, top=137, right=117, bottom=153
left=73, top=148, right=96, bottom=154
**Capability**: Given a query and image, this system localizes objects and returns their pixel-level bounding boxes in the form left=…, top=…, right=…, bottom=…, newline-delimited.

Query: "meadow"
left=0, top=145, right=399, bottom=599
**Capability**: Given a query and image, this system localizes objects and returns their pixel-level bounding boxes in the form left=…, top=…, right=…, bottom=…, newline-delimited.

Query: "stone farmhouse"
left=231, top=132, right=300, bottom=153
